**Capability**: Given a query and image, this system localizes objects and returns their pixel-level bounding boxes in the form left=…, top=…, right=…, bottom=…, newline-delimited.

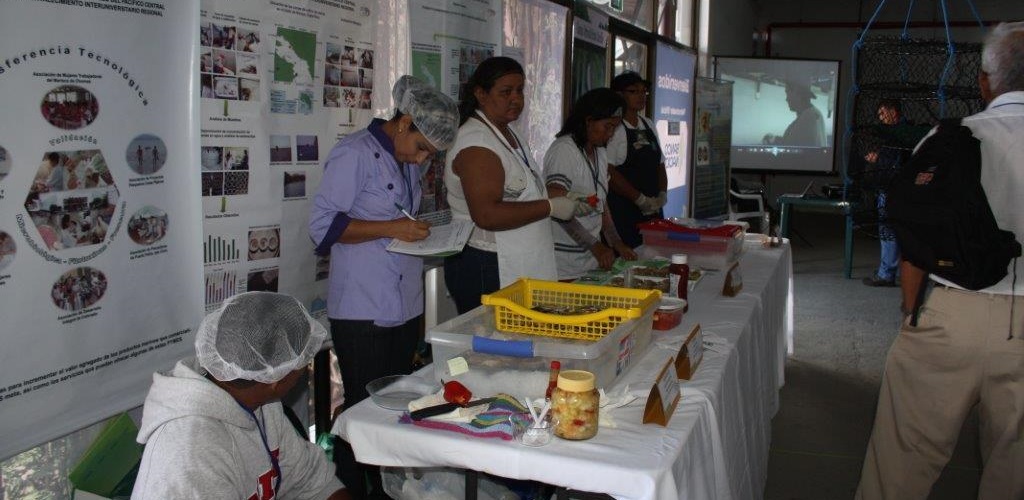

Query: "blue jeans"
left=876, top=191, right=900, bottom=280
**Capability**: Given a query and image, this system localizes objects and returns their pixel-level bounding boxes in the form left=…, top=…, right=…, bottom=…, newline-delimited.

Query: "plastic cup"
left=509, top=412, right=555, bottom=447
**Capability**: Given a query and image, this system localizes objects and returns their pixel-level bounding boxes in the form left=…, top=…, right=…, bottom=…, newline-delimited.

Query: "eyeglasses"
left=623, top=89, right=649, bottom=95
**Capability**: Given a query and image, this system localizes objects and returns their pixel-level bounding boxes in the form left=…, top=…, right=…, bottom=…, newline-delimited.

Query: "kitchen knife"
left=409, top=397, right=496, bottom=421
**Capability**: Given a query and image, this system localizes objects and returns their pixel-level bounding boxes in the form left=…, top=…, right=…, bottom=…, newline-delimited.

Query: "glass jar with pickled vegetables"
left=550, top=370, right=599, bottom=440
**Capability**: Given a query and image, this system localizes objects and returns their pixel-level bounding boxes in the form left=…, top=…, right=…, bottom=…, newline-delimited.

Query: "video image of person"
left=718, top=58, right=838, bottom=171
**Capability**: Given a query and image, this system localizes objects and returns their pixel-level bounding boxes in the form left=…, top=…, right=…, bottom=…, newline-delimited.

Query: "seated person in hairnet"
left=132, top=292, right=350, bottom=500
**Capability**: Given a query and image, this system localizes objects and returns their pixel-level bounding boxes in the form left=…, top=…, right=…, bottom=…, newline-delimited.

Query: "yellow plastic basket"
left=480, top=278, right=661, bottom=341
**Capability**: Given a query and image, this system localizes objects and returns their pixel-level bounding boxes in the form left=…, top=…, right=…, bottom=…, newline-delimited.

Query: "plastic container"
left=551, top=370, right=599, bottom=440
left=480, top=278, right=660, bottom=342
left=639, top=220, right=744, bottom=270
left=652, top=297, right=687, bottom=330
left=427, top=304, right=654, bottom=398
left=509, top=412, right=555, bottom=447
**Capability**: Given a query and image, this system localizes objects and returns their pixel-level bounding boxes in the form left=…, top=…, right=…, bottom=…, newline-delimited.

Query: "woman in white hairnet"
left=308, top=75, right=459, bottom=498
left=132, top=292, right=350, bottom=500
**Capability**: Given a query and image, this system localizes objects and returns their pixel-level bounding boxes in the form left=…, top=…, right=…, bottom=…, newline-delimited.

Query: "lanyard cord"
left=576, top=143, right=607, bottom=198
left=471, top=111, right=542, bottom=187
left=236, top=401, right=282, bottom=494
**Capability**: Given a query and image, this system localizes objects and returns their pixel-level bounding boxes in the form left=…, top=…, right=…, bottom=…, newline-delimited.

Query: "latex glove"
left=635, top=193, right=661, bottom=215
left=567, top=191, right=600, bottom=217
left=547, top=196, right=576, bottom=221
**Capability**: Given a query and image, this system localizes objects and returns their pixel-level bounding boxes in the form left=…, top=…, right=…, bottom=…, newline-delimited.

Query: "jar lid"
left=557, top=370, right=595, bottom=392
left=671, top=254, right=688, bottom=264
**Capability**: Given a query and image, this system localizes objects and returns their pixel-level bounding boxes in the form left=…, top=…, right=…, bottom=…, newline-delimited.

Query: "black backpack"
left=887, top=118, right=1021, bottom=315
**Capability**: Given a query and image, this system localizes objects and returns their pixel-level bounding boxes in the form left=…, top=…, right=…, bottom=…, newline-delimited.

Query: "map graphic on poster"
left=275, top=28, right=316, bottom=84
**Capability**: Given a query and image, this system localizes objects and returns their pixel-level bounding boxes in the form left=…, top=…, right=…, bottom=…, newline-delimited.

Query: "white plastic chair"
left=728, top=189, right=768, bottom=234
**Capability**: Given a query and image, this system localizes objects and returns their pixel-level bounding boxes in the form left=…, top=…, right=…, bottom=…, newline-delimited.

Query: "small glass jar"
left=550, top=370, right=599, bottom=440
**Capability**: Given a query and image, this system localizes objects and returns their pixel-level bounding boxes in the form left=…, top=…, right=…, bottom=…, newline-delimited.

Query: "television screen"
left=715, top=57, right=840, bottom=173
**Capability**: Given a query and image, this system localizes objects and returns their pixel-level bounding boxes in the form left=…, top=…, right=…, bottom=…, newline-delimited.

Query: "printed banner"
left=0, top=0, right=203, bottom=460
left=408, top=0, right=503, bottom=100
left=198, top=0, right=377, bottom=320
left=692, top=77, right=733, bottom=220
left=653, top=42, right=695, bottom=216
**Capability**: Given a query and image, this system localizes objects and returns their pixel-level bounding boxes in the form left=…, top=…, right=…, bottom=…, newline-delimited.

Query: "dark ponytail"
left=458, top=56, right=525, bottom=124
left=557, top=87, right=625, bottom=148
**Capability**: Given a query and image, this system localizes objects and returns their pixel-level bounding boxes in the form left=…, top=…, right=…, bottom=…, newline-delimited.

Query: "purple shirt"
left=309, top=119, right=424, bottom=325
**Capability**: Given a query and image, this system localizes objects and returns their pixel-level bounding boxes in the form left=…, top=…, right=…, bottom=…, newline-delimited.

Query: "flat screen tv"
left=714, top=57, right=840, bottom=173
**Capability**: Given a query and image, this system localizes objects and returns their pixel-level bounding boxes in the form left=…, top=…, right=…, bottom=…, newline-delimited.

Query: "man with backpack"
left=857, top=22, right=1024, bottom=499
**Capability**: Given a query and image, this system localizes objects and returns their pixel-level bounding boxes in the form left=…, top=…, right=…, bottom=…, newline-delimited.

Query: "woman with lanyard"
left=444, top=56, right=578, bottom=313
left=544, top=88, right=637, bottom=280
left=309, top=75, right=458, bottom=498
left=607, top=71, right=669, bottom=248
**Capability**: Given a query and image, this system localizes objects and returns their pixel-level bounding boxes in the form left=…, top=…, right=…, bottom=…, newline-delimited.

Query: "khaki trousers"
left=857, top=286, right=1024, bottom=500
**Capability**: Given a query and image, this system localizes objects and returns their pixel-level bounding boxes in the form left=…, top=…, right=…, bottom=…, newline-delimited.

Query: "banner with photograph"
left=198, top=0, right=377, bottom=321
left=692, top=78, right=733, bottom=220
left=408, top=0, right=503, bottom=100
left=0, top=0, right=203, bottom=460
left=653, top=41, right=696, bottom=217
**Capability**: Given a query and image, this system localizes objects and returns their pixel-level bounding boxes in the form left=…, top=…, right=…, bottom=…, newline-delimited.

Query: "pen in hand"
left=394, top=202, right=417, bottom=221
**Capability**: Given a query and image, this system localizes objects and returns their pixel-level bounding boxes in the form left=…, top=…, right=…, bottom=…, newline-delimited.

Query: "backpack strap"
left=937, top=117, right=964, bottom=130
left=906, top=116, right=963, bottom=327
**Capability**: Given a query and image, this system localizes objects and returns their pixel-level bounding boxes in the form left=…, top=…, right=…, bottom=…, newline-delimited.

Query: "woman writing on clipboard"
left=309, top=75, right=459, bottom=497
left=444, top=56, right=578, bottom=313
left=606, top=71, right=668, bottom=248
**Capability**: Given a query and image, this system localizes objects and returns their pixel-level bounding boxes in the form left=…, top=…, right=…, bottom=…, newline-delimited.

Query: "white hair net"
left=392, top=75, right=459, bottom=151
left=196, top=292, right=327, bottom=384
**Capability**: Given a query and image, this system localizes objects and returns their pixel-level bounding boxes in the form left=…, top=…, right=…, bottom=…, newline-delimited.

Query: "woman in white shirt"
left=444, top=57, right=577, bottom=313
left=544, top=88, right=637, bottom=280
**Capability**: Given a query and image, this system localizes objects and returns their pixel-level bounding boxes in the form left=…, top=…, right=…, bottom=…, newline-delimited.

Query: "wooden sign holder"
left=675, top=324, right=704, bottom=380
left=643, top=357, right=681, bottom=426
left=722, top=261, right=743, bottom=297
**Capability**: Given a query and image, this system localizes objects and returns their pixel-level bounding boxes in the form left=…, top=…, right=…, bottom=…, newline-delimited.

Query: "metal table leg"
left=844, top=208, right=854, bottom=279
left=779, top=200, right=791, bottom=238
left=465, top=469, right=478, bottom=500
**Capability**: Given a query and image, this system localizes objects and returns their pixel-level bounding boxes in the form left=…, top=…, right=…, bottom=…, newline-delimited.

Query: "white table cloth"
left=334, top=237, right=793, bottom=499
